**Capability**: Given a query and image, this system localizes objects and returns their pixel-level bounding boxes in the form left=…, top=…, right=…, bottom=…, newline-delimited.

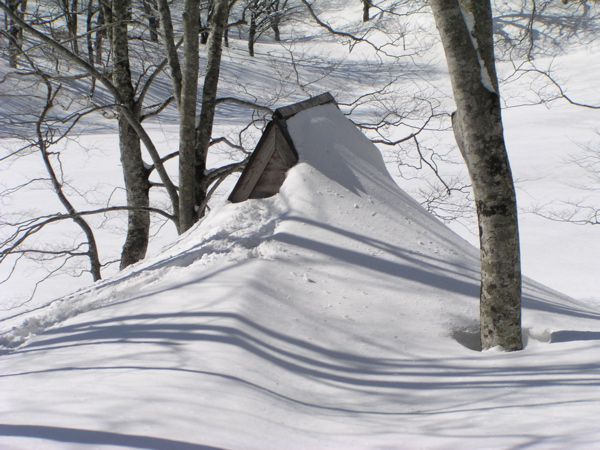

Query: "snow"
left=2, top=103, right=600, bottom=449
left=459, top=4, right=497, bottom=93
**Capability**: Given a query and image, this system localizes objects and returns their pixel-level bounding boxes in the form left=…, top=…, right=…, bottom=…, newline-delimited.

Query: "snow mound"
left=2, top=104, right=600, bottom=449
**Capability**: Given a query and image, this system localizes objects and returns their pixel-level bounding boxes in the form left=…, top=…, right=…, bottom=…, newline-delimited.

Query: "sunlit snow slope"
left=2, top=104, right=600, bottom=449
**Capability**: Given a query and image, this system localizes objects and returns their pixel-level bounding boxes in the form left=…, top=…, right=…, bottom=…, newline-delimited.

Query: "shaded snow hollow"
left=2, top=104, right=600, bottom=449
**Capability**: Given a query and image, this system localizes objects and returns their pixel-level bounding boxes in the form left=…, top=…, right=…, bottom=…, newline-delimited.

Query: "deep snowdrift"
left=2, top=104, right=600, bottom=449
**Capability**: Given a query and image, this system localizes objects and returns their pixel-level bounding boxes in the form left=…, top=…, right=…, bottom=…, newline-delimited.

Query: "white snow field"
left=2, top=104, right=600, bottom=449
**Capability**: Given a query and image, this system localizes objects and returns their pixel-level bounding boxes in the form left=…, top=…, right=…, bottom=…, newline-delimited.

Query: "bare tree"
left=194, top=0, right=231, bottom=223
left=429, top=0, right=523, bottom=351
left=241, top=0, right=291, bottom=56
left=494, top=0, right=600, bottom=61
left=0, top=0, right=180, bottom=268
left=1, top=69, right=102, bottom=285
left=177, top=0, right=202, bottom=232
left=109, top=0, right=152, bottom=268
left=59, top=0, right=79, bottom=54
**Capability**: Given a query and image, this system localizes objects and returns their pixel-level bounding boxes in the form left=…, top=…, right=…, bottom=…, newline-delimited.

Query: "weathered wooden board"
left=250, top=135, right=297, bottom=199
left=228, top=92, right=336, bottom=203
left=273, top=92, right=335, bottom=120
left=229, top=122, right=278, bottom=203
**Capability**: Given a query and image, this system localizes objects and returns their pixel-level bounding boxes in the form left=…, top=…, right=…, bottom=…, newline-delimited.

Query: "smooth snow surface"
left=2, top=105, right=600, bottom=449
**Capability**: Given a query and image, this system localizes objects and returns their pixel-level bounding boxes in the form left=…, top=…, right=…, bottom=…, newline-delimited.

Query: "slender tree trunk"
left=178, top=0, right=201, bottom=233
left=362, top=0, right=370, bottom=22
left=86, top=0, right=94, bottom=63
left=61, top=0, right=79, bottom=54
left=200, top=0, right=213, bottom=44
left=195, top=0, right=229, bottom=220
left=70, top=0, right=78, bottom=54
left=429, top=0, right=522, bottom=351
left=270, top=17, right=280, bottom=41
left=142, top=0, right=159, bottom=42
left=111, top=0, right=150, bottom=268
left=248, top=9, right=256, bottom=56
left=156, top=0, right=182, bottom=103
left=93, top=1, right=104, bottom=64
left=6, top=0, right=23, bottom=67
left=86, top=0, right=97, bottom=94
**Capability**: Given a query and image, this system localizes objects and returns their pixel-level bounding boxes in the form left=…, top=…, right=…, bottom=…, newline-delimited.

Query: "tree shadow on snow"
left=4, top=311, right=600, bottom=396
left=550, top=330, right=600, bottom=343
left=0, top=424, right=222, bottom=450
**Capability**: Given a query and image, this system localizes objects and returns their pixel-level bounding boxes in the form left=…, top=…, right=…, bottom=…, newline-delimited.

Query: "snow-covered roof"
left=228, top=93, right=336, bottom=203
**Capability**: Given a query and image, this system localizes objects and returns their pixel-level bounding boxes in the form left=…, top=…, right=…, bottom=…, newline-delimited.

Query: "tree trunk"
left=270, top=18, right=281, bottom=41
left=94, top=1, right=104, bottom=65
left=6, top=0, right=23, bottom=68
left=100, top=1, right=112, bottom=57
left=195, top=0, right=229, bottom=220
left=200, top=1, right=212, bottom=44
left=118, top=116, right=150, bottom=268
left=142, top=0, right=159, bottom=42
left=70, top=0, right=78, bottom=54
left=156, top=0, right=182, bottom=103
left=362, top=0, right=370, bottom=22
left=111, top=0, right=150, bottom=268
left=86, top=0, right=94, bottom=63
left=248, top=10, right=256, bottom=56
left=61, top=0, right=79, bottom=54
left=86, top=0, right=97, bottom=95
left=429, top=0, right=522, bottom=351
left=177, top=0, right=201, bottom=233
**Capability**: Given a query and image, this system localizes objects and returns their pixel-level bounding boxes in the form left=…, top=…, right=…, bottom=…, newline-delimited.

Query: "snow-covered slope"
left=2, top=105, right=600, bottom=449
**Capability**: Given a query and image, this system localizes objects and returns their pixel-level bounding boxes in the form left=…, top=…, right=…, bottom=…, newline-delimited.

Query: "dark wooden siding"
left=228, top=92, right=335, bottom=203
left=250, top=127, right=297, bottom=199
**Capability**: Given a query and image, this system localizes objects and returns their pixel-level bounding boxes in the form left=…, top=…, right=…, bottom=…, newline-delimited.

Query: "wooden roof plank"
left=228, top=92, right=336, bottom=203
left=273, top=92, right=336, bottom=120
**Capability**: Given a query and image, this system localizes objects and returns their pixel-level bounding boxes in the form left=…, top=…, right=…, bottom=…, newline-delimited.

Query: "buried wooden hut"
left=228, top=92, right=336, bottom=203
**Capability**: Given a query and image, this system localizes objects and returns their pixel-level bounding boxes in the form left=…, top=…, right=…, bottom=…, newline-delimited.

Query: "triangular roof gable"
left=228, top=93, right=336, bottom=203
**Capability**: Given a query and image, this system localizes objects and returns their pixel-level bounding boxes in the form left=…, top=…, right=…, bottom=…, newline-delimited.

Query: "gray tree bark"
left=362, top=0, right=370, bottom=22
left=6, top=0, right=25, bottom=68
left=59, top=0, right=79, bottom=54
left=194, top=0, right=229, bottom=221
left=177, top=0, right=202, bottom=232
left=111, top=0, right=150, bottom=268
left=156, top=0, right=182, bottom=103
left=268, top=0, right=286, bottom=41
left=95, top=0, right=107, bottom=64
left=142, top=0, right=159, bottom=42
left=429, top=0, right=523, bottom=351
left=85, top=0, right=94, bottom=64
left=248, top=7, right=256, bottom=56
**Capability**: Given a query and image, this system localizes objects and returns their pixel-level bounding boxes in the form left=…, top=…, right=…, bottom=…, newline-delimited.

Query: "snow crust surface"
left=2, top=104, right=600, bottom=449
